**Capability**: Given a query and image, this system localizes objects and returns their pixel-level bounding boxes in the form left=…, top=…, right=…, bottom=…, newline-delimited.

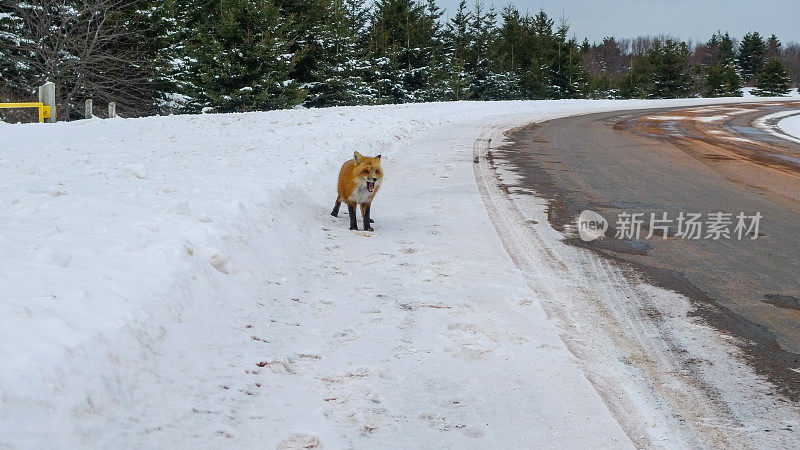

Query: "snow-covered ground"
left=777, top=111, right=800, bottom=141
left=1, top=98, right=798, bottom=448
left=741, top=86, right=800, bottom=98
left=753, top=103, right=800, bottom=144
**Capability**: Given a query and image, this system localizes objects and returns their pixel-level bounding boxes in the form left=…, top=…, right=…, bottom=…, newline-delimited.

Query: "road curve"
left=498, top=101, right=800, bottom=400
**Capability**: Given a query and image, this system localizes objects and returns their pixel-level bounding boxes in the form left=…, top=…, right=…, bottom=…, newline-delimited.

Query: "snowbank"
left=741, top=87, right=800, bottom=98
left=777, top=112, right=800, bottom=141
left=0, top=97, right=792, bottom=447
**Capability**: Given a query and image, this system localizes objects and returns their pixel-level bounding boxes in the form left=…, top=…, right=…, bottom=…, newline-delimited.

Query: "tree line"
left=1, top=0, right=797, bottom=120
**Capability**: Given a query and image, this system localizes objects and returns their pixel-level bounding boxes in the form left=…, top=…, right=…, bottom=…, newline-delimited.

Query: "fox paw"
left=350, top=225, right=358, bottom=230
left=369, top=219, right=374, bottom=223
left=364, top=227, right=374, bottom=232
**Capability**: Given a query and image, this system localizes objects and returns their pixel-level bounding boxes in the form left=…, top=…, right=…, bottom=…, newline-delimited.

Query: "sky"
left=434, top=0, right=799, bottom=45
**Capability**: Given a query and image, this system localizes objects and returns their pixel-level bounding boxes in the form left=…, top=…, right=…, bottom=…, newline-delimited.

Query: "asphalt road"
left=497, top=101, right=800, bottom=398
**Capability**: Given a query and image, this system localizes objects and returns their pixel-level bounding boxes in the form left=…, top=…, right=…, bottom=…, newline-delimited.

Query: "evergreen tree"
left=367, top=0, right=441, bottom=103
left=705, top=31, right=736, bottom=66
left=766, top=34, right=781, bottom=59
left=273, top=0, right=329, bottom=85
left=738, top=31, right=766, bottom=83
left=0, top=4, right=29, bottom=96
left=705, top=64, right=741, bottom=97
left=178, top=0, right=304, bottom=113
left=418, top=0, right=448, bottom=100
left=303, top=0, right=374, bottom=106
left=703, top=32, right=741, bottom=97
left=580, top=38, right=590, bottom=54
left=548, top=18, right=583, bottom=98
left=520, top=9, right=556, bottom=98
left=440, top=0, right=471, bottom=100
left=465, top=1, right=505, bottom=100
left=754, top=57, right=791, bottom=96
left=132, top=0, right=183, bottom=113
left=625, top=38, right=692, bottom=98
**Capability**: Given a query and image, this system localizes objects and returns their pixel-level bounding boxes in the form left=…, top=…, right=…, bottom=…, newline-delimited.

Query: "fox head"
left=353, top=151, right=383, bottom=193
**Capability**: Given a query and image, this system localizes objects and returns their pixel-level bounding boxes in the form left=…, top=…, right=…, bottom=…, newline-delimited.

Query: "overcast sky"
left=434, top=0, right=799, bottom=45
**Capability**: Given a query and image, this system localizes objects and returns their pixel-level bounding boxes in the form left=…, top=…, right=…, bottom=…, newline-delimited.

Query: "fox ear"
left=376, top=154, right=381, bottom=159
left=353, top=151, right=363, bottom=163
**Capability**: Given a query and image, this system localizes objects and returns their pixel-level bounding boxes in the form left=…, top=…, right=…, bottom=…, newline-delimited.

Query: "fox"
left=331, top=151, right=383, bottom=231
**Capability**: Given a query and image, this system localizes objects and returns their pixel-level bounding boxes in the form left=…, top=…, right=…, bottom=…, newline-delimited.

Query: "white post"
left=108, top=102, right=116, bottom=118
left=85, top=99, right=93, bottom=119
left=38, top=82, right=56, bottom=123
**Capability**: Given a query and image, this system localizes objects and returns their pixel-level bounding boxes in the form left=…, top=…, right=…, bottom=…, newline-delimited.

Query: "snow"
left=753, top=108, right=800, bottom=145
left=1, top=97, right=797, bottom=447
left=777, top=112, right=800, bottom=142
left=741, top=87, right=800, bottom=98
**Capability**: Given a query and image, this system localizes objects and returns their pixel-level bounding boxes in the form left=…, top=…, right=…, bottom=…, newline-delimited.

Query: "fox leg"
left=331, top=200, right=341, bottom=217
left=361, top=204, right=373, bottom=231
left=347, top=203, right=358, bottom=230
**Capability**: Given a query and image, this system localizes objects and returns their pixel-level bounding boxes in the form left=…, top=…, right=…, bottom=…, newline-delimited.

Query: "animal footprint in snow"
left=419, top=413, right=483, bottom=438
left=445, top=324, right=497, bottom=359
left=276, top=434, right=321, bottom=450
left=209, top=253, right=229, bottom=273
left=393, top=339, right=430, bottom=357
left=256, top=359, right=295, bottom=374
left=331, top=328, right=358, bottom=347
left=445, top=323, right=526, bottom=359
left=312, top=300, right=335, bottom=318
left=362, top=414, right=385, bottom=434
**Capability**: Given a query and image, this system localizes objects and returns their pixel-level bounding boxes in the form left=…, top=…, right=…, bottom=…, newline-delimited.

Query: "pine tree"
left=178, top=0, right=304, bottom=113
left=0, top=3, right=32, bottom=122
left=580, top=38, right=590, bottom=54
left=704, top=32, right=741, bottom=97
left=738, top=31, right=766, bottom=83
left=465, top=1, right=504, bottom=100
left=718, top=33, right=737, bottom=66
left=766, top=34, right=781, bottom=59
left=418, top=0, right=448, bottom=101
left=440, top=0, right=471, bottom=100
left=705, top=31, right=736, bottom=66
left=650, top=39, right=693, bottom=98
left=273, top=0, right=346, bottom=102
left=626, top=38, right=692, bottom=98
left=132, top=0, right=182, bottom=113
left=303, top=0, right=374, bottom=107
left=754, top=57, right=790, bottom=96
left=0, top=4, right=29, bottom=96
left=367, top=0, right=441, bottom=103
left=521, top=9, right=556, bottom=99
left=705, top=64, right=741, bottom=97
left=548, top=18, right=583, bottom=98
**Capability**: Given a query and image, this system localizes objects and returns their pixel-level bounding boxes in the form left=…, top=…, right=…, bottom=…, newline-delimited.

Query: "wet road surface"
left=497, top=101, right=800, bottom=398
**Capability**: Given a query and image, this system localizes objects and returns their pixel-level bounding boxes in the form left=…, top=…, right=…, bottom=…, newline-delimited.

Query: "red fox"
left=331, top=151, right=383, bottom=231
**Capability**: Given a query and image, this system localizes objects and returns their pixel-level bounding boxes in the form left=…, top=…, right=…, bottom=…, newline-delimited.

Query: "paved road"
left=497, top=101, right=800, bottom=398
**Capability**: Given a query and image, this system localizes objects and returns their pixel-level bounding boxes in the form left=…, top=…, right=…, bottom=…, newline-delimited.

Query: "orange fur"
left=332, top=152, right=383, bottom=231
left=337, top=153, right=383, bottom=204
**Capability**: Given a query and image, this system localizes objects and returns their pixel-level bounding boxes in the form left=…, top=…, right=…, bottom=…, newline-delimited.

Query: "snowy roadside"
left=777, top=112, right=800, bottom=141
left=753, top=107, right=800, bottom=144
left=0, top=97, right=794, bottom=447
